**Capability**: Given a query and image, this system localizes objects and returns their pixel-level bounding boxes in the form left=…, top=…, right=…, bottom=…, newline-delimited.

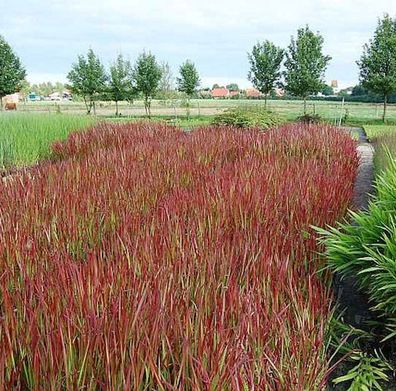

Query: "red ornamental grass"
left=0, top=122, right=358, bottom=390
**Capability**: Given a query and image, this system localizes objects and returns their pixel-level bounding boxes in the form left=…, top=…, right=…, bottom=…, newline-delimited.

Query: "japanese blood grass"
left=0, top=113, right=95, bottom=167
left=0, top=122, right=358, bottom=390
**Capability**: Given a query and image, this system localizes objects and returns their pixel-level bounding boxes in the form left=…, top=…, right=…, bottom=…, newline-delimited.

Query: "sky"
left=0, top=0, right=395, bottom=89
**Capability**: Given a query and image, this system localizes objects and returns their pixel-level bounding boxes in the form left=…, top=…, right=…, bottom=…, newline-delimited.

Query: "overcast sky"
left=0, top=0, right=395, bottom=89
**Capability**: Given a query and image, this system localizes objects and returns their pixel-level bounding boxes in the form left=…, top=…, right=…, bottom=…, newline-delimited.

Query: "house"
left=211, top=87, right=230, bottom=99
left=28, top=92, right=41, bottom=102
left=274, top=88, right=285, bottom=98
left=48, top=91, right=72, bottom=101
left=3, top=93, right=21, bottom=104
left=245, top=88, right=262, bottom=98
left=229, top=90, right=240, bottom=98
left=330, top=80, right=341, bottom=94
left=48, top=92, right=62, bottom=101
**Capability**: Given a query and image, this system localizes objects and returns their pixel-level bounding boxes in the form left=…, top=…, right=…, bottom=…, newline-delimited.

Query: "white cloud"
left=1, top=0, right=396, bottom=86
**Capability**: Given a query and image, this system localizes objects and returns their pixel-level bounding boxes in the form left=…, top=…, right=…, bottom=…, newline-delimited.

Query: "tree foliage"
left=321, top=85, right=334, bottom=96
left=0, top=35, right=26, bottom=109
left=358, top=14, right=396, bottom=122
left=226, top=83, right=240, bottom=92
left=132, top=51, right=162, bottom=117
left=284, top=26, right=331, bottom=113
left=157, top=62, right=176, bottom=100
left=67, top=49, right=107, bottom=114
left=177, top=60, right=200, bottom=97
left=247, top=40, right=284, bottom=107
left=108, top=54, right=135, bottom=116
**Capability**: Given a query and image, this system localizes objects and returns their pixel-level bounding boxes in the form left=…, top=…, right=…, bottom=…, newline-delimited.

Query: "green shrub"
left=297, top=113, right=323, bottom=124
left=212, top=106, right=283, bottom=130
left=333, top=351, right=391, bottom=390
left=318, top=155, right=396, bottom=323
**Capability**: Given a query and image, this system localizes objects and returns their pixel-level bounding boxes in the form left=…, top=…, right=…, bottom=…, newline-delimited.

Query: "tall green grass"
left=318, top=156, right=396, bottom=389
left=364, top=125, right=396, bottom=173
left=0, top=113, right=96, bottom=168
left=319, top=154, right=396, bottom=328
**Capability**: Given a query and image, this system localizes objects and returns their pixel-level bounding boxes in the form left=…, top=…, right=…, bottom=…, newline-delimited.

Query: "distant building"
left=274, top=88, right=285, bottom=97
left=245, top=88, right=262, bottom=98
left=229, top=90, right=240, bottom=98
left=330, top=80, right=341, bottom=94
left=48, top=91, right=72, bottom=101
left=211, top=87, right=230, bottom=98
left=3, top=93, right=21, bottom=104
left=28, top=92, right=41, bottom=102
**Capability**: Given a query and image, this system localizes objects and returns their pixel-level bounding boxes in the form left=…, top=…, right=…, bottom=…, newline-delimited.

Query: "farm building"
left=28, top=92, right=41, bottom=102
left=48, top=91, right=72, bottom=101
left=211, top=87, right=230, bottom=98
left=3, top=93, right=21, bottom=104
left=245, top=88, right=262, bottom=98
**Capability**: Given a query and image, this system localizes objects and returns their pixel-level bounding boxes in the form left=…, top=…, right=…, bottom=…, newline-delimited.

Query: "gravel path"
left=352, top=127, right=375, bottom=211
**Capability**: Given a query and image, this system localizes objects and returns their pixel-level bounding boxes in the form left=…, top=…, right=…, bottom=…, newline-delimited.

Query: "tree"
left=67, top=49, right=107, bottom=115
left=247, top=40, right=284, bottom=109
left=157, top=62, right=175, bottom=100
left=358, top=14, right=396, bottom=122
left=226, top=83, right=240, bottom=92
left=352, top=84, right=369, bottom=97
left=132, top=51, right=162, bottom=118
left=212, top=83, right=220, bottom=90
left=108, top=54, right=134, bottom=116
left=284, top=26, right=331, bottom=114
left=177, top=60, right=200, bottom=118
left=321, top=85, right=334, bottom=96
left=0, top=35, right=26, bottom=110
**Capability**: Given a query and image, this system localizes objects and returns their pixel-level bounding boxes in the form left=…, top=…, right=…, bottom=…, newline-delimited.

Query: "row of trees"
left=247, top=26, right=331, bottom=113
left=247, top=15, right=396, bottom=121
left=67, top=50, right=200, bottom=117
left=1, top=15, right=396, bottom=120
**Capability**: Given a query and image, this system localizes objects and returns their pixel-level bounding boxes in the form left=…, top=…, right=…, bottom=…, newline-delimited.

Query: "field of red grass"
left=0, top=122, right=358, bottom=389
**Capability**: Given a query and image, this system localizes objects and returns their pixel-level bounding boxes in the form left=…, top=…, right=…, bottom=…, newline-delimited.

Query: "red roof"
left=245, top=88, right=262, bottom=98
left=211, top=87, right=229, bottom=98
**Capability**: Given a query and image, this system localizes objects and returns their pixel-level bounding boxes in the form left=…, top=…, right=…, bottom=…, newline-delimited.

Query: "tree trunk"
left=264, top=95, right=268, bottom=110
left=0, top=97, right=3, bottom=111
left=187, top=97, right=190, bottom=120
left=383, top=94, right=388, bottom=123
left=303, top=97, right=307, bottom=115
left=144, top=96, right=152, bottom=119
left=93, top=101, right=96, bottom=116
left=84, top=97, right=90, bottom=115
left=115, top=100, right=119, bottom=116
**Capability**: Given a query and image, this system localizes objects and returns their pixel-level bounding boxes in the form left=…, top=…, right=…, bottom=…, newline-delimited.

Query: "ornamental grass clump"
left=319, top=154, right=396, bottom=322
left=212, top=106, right=283, bottom=129
left=0, top=122, right=357, bottom=389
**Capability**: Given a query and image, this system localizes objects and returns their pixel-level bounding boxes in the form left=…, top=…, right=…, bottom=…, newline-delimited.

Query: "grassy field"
left=13, top=98, right=396, bottom=125
left=0, top=113, right=95, bottom=168
left=364, top=125, right=396, bottom=173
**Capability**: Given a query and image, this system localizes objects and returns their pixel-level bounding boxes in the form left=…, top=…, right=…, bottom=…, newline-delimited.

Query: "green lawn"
left=15, top=99, right=396, bottom=125
left=2, top=107, right=396, bottom=171
left=0, top=113, right=95, bottom=168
